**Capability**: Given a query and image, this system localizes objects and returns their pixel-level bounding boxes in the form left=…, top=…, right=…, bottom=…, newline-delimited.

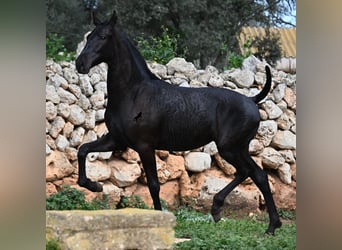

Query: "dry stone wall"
left=46, top=55, right=296, bottom=213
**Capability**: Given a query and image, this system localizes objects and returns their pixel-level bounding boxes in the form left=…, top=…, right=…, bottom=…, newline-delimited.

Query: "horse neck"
left=106, top=33, right=145, bottom=98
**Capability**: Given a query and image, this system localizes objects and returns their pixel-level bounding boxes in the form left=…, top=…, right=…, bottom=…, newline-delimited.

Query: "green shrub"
left=117, top=195, right=149, bottom=209
left=225, top=38, right=252, bottom=69
left=46, top=33, right=76, bottom=62
left=46, top=185, right=110, bottom=210
left=46, top=239, right=61, bottom=250
left=136, top=27, right=184, bottom=65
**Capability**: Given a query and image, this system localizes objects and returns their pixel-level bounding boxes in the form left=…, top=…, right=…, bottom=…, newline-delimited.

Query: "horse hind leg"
left=211, top=150, right=249, bottom=222
left=246, top=155, right=282, bottom=234
left=77, top=133, right=118, bottom=192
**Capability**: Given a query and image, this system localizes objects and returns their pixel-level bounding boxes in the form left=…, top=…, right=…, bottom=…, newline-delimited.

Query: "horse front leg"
left=77, top=133, right=118, bottom=192
left=138, top=145, right=161, bottom=210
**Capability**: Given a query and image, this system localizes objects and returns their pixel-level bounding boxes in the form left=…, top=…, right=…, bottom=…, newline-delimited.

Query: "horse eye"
left=100, top=36, right=106, bottom=40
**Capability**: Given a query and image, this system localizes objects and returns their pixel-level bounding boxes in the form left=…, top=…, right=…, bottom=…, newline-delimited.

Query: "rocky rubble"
left=46, top=55, right=296, bottom=213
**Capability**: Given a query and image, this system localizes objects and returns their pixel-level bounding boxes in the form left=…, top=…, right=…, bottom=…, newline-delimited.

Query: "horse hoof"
left=211, top=211, right=222, bottom=223
left=78, top=179, right=103, bottom=192
left=265, top=220, right=282, bottom=235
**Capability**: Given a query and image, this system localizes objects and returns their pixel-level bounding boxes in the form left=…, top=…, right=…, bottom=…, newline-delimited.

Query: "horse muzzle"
left=76, top=56, right=91, bottom=74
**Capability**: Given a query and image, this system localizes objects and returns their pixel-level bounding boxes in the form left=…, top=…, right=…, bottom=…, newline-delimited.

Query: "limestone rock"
left=46, top=143, right=52, bottom=155
left=68, top=104, right=86, bottom=125
left=69, top=127, right=85, bottom=147
left=278, top=163, right=292, bottom=184
left=84, top=110, right=96, bottom=130
left=98, top=152, right=112, bottom=160
left=271, top=130, right=296, bottom=150
left=184, top=152, right=211, bottom=172
left=109, top=159, right=141, bottom=187
left=85, top=160, right=112, bottom=181
left=248, top=139, right=264, bottom=155
left=62, top=122, right=74, bottom=138
left=242, top=55, right=262, bottom=73
left=47, top=74, right=68, bottom=89
left=165, top=154, right=185, bottom=180
left=256, top=120, right=278, bottom=147
left=277, top=113, right=291, bottom=130
left=68, top=84, right=82, bottom=98
left=77, top=94, right=91, bottom=110
left=198, top=176, right=260, bottom=212
left=262, top=100, right=283, bottom=119
left=46, top=150, right=74, bottom=181
left=102, top=181, right=123, bottom=203
left=55, top=134, right=69, bottom=151
left=46, top=182, right=58, bottom=197
left=79, top=74, right=94, bottom=96
left=166, top=57, right=197, bottom=77
left=90, top=91, right=105, bottom=109
left=121, top=148, right=140, bottom=163
left=57, top=87, right=77, bottom=104
left=94, top=81, right=107, bottom=96
left=203, top=141, right=218, bottom=156
left=95, top=109, right=105, bottom=122
left=284, top=87, right=296, bottom=109
left=229, top=69, right=254, bottom=88
left=214, top=153, right=236, bottom=176
left=272, top=83, right=286, bottom=103
left=261, top=147, right=285, bottom=169
left=57, top=103, right=70, bottom=119
left=46, top=85, right=60, bottom=104
left=46, top=209, right=176, bottom=250
left=63, top=67, right=79, bottom=84
left=156, top=150, right=169, bottom=160
left=148, top=61, right=167, bottom=78
left=49, top=116, right=65, bottom=138
left=46, top=101, right=57, bottom=121
left=279, top=150, right=296, bottom=164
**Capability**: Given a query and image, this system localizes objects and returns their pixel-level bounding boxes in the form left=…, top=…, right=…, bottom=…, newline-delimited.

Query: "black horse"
left=76, top=11, right=282, bottom=235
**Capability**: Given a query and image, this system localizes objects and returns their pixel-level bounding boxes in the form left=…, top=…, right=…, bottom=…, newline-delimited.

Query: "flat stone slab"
left=46, top=208, right=176, bottom=250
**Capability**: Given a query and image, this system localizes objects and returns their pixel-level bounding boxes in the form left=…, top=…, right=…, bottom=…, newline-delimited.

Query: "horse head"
left=76, top=11, right=118, bottom=74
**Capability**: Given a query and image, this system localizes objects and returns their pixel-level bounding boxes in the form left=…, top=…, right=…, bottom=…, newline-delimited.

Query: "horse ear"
left=109, top=10, right=117, bottom=26
left=92, top=11, right=101, bottom=26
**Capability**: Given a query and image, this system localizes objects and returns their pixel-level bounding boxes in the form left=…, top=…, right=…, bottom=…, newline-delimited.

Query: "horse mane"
left=117, top=31, right=160, bottom=81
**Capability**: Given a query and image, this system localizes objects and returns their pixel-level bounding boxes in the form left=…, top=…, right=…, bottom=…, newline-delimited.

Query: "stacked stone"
left=46, top=55, right=296, bottom=212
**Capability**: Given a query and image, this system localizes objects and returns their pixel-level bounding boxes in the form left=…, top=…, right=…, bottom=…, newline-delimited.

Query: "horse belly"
left=157, top=119, right=214, bottom=151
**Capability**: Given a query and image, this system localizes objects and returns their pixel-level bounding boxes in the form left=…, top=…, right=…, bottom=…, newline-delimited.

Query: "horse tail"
left=250, top=65, right=272, bottom=103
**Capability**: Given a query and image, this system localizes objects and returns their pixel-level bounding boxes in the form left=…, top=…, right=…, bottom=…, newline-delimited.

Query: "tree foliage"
left=46, top=0, right=295, bottom=68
